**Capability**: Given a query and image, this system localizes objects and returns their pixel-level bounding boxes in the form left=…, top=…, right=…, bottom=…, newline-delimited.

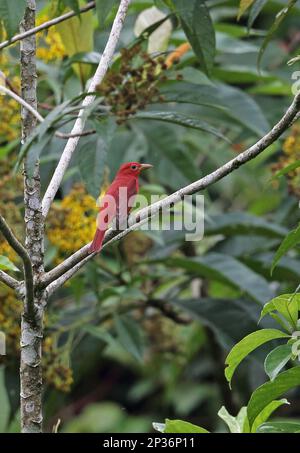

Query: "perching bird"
left=89, top=162, right=153, bottom=253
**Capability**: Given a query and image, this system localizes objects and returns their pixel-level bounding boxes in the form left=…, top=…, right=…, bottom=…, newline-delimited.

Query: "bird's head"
left=118, top=162, right=153, bottom=177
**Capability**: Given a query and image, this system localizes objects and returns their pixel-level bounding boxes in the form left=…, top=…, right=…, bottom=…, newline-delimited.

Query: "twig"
left=0, top=214, right=34, bottom=315
left=0, top=84, right=96, bottom=139
left=0, top=1, right=96, bottom=52
left=0, top=270, right=20, bottom=290
left=0, top=84, right=44, bottom=122
left=41, top=91, right=300, bottom=292
left=41, top=0, right=132, bottom=218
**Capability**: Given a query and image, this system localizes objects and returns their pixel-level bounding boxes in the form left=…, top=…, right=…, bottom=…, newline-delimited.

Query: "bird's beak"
left=140, top=163, right=153, bottom=171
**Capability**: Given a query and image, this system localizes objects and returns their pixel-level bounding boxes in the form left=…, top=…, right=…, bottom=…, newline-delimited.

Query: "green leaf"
left=247, top=367, right=300, bottom=428
left=256, top=421, right=300, bottom=433
left=165, top=253, right=273, bottom=304
left=257, top=0, right=297, bottom=70
left=163, top=419, right=209, bottom=433
left=172, top=0, right=215, bottom=75
left=271, top=159, right=300, bottom=180
left=218, top=406, right=246, bottom=433
left=251, top=399, right=289, bottom=433
left=205, top=212, right=286, bottom=239
left=215, top=83, right=270, bottom=136
left=248, top=0, right=267, bottom=29
left=0, top=255, right=19, bottom=272
left=61, top=0, right=80, bottom=14
left=272, top=224, right=300, bottom=274
left=114, top=315, right=144, bottom=362
left=224, top=329, right=289, bottom=385
left=95, top=0, right=118, bottom=28
left=238, top=0, right=256, bottom=20
left=259, top=294, right=300, bottom=327
left=56, top=9, right=94, bottom=82
left=78, top=118, right=116, bottom=198
left=133, top=111, right=230, bottom=142
left=83, top=325, right=119, bottom=349
left=0, top=366, right=10, bottom=433
left=264, top=345, right=292, bottom=381
left=0, top=0, right=26, bottom=38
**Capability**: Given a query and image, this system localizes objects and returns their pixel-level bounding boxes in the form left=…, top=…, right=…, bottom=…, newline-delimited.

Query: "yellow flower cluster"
left=36, top=13, right=66, bottom=62
left=272, top=125, right=300, bottom=197
left=0, top=161, right=73, bottom=392
left=43, top=336, right=74, bottom=392
left=0, top=287, right=21, bottom=353
left=0, top=52, right=21, bottom=142
left=48, top=184, right=98, bottom=256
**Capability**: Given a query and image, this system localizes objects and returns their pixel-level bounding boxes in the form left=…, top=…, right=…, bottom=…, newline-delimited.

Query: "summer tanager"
left=89, top=162, right=153, bottom=253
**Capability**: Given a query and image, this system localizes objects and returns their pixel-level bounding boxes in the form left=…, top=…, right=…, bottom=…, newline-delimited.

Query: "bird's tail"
left=89, top=229, right=105, bottom=253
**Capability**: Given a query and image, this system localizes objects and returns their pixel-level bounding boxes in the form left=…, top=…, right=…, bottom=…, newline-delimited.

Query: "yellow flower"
left=48, top=184, right=98, bottom=257
left=36, top=13, right=66, bottom=62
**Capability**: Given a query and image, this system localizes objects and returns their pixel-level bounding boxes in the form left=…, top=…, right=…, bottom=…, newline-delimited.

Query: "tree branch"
left=0, top=83, right=96, bottom=139
left=41, top=0, right=132, bottom=218
left=0, top=214, right=34, bottom=313
left=0, top=270, right=20, bottom=290
left=41, top=91, right=300, bottom=292
left=0, top=1, right=96, bottom=51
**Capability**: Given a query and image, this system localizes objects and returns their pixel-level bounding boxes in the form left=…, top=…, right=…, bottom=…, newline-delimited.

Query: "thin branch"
left=0, top=1, right=96, bottom=51
left=0, top=83, right=44, bottom=122
left=0, top=215, right=34, bottom=314
left=0, top=83, right=96, bottom=139
left=41, top=91, right=300, bottom=292
left=41, top=0, right=132, bottom=218
left=0, top=270, right=20, bottom=290
left=55, top=129, right=96, bottom=139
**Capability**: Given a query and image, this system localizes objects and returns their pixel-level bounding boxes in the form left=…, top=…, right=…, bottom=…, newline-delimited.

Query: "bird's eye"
left=131, top=164, right=137, bottom=170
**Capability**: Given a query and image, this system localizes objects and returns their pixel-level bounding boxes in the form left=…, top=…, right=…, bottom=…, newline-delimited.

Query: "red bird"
left=89, top=162, right=153, bottom=253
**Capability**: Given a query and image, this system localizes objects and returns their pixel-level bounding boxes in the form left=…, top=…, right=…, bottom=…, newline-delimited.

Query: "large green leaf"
left=161, top=82, right=270, bottom=136
left=165, top=253, right=273, bottom=304
left=251, top=399, right=289, bottom=433
left=205, top=212, right=287, bottom=239
left=0, top=0, right=26, bottom=38
left=156, top=419, right=209, bottom=433
left=224, top=329, right=289, bottom=385
left=264, top=345, right=292, bottom=381
left=247, top=367, right=300, bottom=428
left=0, top=255, right=19, bottom=272
left=133, top=111, right=229, bottom=142
left=56, top=9, right=94, bottom=82
left=78, top=118, right=115, bottom=198
left=271, top=224, right=300, bottom=274
left=257, top=421, right=300, bottom=433
left=171, top=0, right=215, bottom=75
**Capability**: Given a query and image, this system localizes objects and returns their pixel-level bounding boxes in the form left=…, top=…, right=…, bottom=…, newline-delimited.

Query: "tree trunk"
left=20, top=0, right=45, bottom=433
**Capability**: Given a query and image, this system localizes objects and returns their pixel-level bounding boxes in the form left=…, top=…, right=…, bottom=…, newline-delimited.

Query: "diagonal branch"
left=0, top=270, right=20, bottom=290
left=0, top=215, right=34, bottom=313
left=0, top=83, right=96, bottom=139
left=0, top=1, right=96, bottom=52
left=41, top=91, right=300, bottom=293
left=41, top=0, right=132, bottom=218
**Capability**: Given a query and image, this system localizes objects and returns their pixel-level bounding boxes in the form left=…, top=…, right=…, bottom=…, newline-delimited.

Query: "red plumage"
left=89, top=162, right=152, bottom=254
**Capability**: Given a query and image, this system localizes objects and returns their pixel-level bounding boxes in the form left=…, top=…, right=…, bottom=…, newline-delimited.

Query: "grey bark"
left=20, top=0, right=45, bottom=434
